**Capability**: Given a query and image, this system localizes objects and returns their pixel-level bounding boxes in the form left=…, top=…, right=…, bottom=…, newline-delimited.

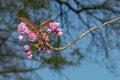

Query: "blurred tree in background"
left=0, top=0, right=120, bottom=80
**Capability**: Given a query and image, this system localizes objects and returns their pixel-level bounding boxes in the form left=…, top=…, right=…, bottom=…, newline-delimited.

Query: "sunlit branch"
left=47, top=17, right=120, bottom=50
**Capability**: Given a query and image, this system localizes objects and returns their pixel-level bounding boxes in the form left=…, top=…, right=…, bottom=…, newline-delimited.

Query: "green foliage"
left=41, top=54, right=73, bottom=70
left=17, top=9, right=29, bottom=18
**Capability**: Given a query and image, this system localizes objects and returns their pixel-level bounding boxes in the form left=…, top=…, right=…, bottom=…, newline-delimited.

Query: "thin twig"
left=47, top=17, right=120, bottom=50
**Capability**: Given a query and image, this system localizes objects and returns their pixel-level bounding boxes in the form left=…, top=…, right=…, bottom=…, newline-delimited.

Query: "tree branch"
left=55, top=0, right=111, bottom=13
left=47, top=17, right=120, bottom=50
left=0, top=67, right=40, bottom=74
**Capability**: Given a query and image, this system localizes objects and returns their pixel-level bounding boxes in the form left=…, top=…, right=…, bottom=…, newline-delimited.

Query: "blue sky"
left=34, top=1, right=120, bottom=79
left=37, top=62, right=119, bottom=80
left=1, top=0, right=120, bottom=80
left=35, top=1, right=120, bottom=79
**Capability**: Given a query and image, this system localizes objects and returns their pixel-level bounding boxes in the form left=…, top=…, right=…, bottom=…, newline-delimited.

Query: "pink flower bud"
left=47, top=28, right=51, bottom=33
left=26, top=50, right=32, bottom=55
left=57, top=28, right=62, bottom=32
left=25, top=27, right=31, bottom=36
left=18, top=34, right=24, bottom=41
left=53, top=31, right=57, bottom=34
left=28, top=33, right=37, bottom=42
left=49, top=22, right=59, bottom=31
left=23, top=45, right=30, bottom=52
left=38, top=47, right=43, bottom=52
left=17, top=22, right=27, bottom=34
left=46, top=49, right=50, bottom=54
left=58, top=31, right=63, bottom=36
left=27, top=53, right=33, bottom=59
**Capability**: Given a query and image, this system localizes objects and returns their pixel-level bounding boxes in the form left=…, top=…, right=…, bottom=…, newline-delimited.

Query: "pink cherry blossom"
left=27, top=53, right=33, bottom=59
left=25, top=27, right=31, bottom=36
left=46, top=49, right=50, bottom=54
left=47, top=28, right=51, bottom=33
left=17, top=22, right=27, bottom=34
left=26, top=50, right=32, bottom=55
left=18, top=34, right=24, bottom=41
left=38, top=47, right=43, bottom=52
left=23, top=44, right=30, bottom=52
left=28, top=33, right=37, bottom=42
left=53, top=31, right=57, bottom=34
left=49, top=22, right=59, bottom=31
left=58, top=31, right=63, bottom=36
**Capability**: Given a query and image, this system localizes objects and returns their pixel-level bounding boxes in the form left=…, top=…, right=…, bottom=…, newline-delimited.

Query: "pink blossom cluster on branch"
left=16, top=17, right=120, bottom=59
left=47, top=22, right=63, bottom=36
left=17, top=18, right=63, bottom=59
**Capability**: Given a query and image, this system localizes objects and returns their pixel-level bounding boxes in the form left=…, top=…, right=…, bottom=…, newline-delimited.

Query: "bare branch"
left=0, top=67, right=40, bottom=74
left=55, top=0, right=111, bottom=13
left=47, top=17, right=120, bottom=50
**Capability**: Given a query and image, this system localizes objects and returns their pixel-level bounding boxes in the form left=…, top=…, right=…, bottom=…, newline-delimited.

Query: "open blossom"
left=17, top=22, right=27, bottom=34
left=25, top=27, right=31, bottom=36
left=28, top=33, right=37, bottom=42
left=49, top=22, right=59, bottom=31
left=18, top=34, right=24, bottom=41
left=23, top=44, right=30, bottom=52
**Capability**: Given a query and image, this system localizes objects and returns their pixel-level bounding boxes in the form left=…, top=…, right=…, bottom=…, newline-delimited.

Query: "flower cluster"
left=47, top=22, right=63, bottom=36
left=17, top=20, right=63, bottom=59
left=23, top=45, right=33, bottom=59
left=17, top=22, right=37, bottom=59
left=17, top=22, right=37, bottom=42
